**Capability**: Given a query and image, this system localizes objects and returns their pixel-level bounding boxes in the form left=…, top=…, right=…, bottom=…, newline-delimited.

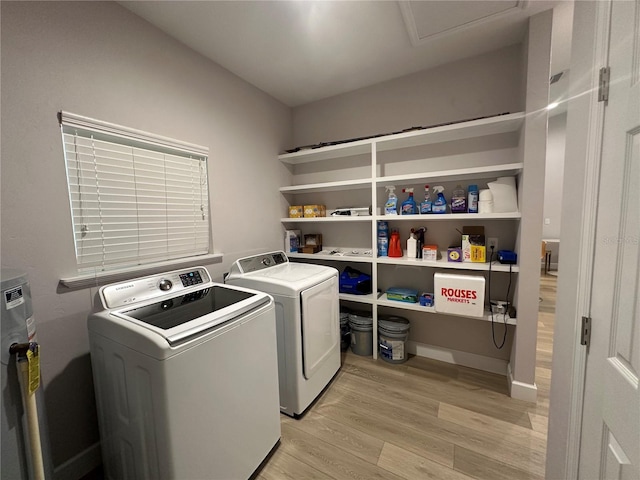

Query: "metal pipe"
left=10, top=343, right=45, bottom=480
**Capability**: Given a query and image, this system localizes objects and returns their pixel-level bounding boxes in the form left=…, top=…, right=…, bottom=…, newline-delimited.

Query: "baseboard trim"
left=54, top=442, right=101, bottom=480
left=507, top=362, right=538, bottom=403
left=406, top=341, right=508, bottom=376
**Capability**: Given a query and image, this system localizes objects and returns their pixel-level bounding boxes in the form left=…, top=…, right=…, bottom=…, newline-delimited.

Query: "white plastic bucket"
left=378, top=315, right=410, bottom=364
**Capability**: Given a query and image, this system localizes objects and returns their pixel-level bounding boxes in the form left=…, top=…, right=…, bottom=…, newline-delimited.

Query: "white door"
left=300, top=276, right=339, bottom=379
left=579, top=1, right=640, bottom=478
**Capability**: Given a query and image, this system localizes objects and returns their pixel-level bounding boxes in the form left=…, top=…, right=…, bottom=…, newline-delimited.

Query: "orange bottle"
left=388, top=230, right=402, bottom=257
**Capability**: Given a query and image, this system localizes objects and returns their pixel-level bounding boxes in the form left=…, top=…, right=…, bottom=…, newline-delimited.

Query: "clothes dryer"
left=226, top=251, right=340, bottom=417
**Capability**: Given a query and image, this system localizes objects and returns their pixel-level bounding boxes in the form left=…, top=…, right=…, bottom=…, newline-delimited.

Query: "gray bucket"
left=340, top=310, right=351, bottom=351
left=348, top=311, right=373, bottom=356
left=378, top=315, right=410, bottom=364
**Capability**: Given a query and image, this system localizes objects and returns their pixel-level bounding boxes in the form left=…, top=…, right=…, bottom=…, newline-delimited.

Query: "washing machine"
left=88, top=266, right=281, bottom=480
left=226, top=251, right=340, bottom=417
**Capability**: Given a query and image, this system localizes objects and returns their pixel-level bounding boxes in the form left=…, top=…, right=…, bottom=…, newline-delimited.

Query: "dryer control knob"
left=158, top=279, right=173, bottom=291
left=261, top=257, right=273, bottom=267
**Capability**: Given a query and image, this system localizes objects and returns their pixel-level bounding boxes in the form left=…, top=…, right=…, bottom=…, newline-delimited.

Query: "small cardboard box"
left=300, top=245, right=322, bottom=254
left=298, top=234, right=322, bottom=254
left=470, top=245, right=486, bottom=263
left=289, top=205, right=303, bottom=218
left=303, top=204, right=326, bottom=218
left=447, top=246, right=463, bottom=262
left=422, top=245, right=438, bottom=261
left=462, top=226, right=486, bottom=263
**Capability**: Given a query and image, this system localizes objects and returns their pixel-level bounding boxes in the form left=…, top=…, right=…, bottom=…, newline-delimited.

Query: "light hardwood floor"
left=257, top=272, right=557, bottom=480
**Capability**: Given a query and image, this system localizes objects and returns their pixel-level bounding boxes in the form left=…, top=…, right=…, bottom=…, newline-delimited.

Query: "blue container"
left=468, top=184, right=479, bottom=213
left=386, top=287, right=419, bottom=303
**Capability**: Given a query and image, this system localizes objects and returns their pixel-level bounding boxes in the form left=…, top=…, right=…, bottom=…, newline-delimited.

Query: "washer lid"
left=227, top=262, right=338, bottom=296
left=111, top=284, right=270, bottom=346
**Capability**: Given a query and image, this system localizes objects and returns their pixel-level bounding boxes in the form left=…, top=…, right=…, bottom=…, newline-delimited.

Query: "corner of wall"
left=508, top=362, right=538, bottom=403
left=512, top=8, right=553, bottom=388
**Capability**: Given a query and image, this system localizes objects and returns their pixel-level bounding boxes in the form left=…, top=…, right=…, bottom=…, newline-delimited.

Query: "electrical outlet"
left=487, top=237, right=499, bottom=251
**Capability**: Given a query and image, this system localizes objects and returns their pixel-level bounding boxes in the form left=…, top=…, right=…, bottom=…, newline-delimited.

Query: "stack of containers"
left=377, top=221, right=389, bottom=257
left=348, top=311, right=373, bottom=356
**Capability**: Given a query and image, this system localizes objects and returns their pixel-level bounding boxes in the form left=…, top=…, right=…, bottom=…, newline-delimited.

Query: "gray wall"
left=291, top=44, right=524, bottom=147
left=1, top=1, right=291, bottom=475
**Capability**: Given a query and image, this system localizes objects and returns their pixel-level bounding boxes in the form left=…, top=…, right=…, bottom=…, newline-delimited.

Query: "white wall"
left=1, top=1, right=291, bottom=475
left=543, top=112, right=566, bottom=262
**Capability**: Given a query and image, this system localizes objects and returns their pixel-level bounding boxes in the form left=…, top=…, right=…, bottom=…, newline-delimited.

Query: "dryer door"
left=300, top=275, right=339, bottom=380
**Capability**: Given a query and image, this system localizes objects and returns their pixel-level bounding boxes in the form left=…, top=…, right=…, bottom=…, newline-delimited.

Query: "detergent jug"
left=388, top=230, right=402, bottom=257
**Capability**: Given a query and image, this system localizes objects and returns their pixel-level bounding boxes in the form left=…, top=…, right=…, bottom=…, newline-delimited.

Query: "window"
left=60, top=111, right=210, bottom=274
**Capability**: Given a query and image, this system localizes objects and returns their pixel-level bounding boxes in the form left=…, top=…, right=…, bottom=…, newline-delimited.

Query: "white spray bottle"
left=385, top=186, right=398, bottom=215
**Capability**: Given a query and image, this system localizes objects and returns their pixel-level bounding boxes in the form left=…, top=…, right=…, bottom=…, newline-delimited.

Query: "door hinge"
left=598, top=67, right=610, bottom=103
left=581, top=316, right=592, bottom=347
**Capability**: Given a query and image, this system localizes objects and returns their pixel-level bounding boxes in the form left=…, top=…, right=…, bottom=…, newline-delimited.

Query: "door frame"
left=546, top=1, right=611, bottom=478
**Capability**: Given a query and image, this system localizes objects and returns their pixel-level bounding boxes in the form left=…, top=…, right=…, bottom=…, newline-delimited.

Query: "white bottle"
left=406, top=231, right=417, bottom=259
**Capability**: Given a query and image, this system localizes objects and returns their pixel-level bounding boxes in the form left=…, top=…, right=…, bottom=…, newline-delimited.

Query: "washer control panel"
left=101, top=266, right=211, bottom=309
left=179, top=270, right=203, bottom=287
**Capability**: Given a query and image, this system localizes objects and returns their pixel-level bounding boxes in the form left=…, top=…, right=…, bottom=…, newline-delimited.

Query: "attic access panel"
left=400, top=1, right=524, bottom=46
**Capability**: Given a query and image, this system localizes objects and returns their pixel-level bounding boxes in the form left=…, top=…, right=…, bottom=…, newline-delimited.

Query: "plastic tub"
left=378, top=315, right=410, bottom=364
left=348, top=311, right=373, bottom=356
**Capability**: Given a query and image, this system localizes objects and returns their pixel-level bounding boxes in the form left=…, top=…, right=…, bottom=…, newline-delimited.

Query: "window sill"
left=58, top=254, right=223, bottom=290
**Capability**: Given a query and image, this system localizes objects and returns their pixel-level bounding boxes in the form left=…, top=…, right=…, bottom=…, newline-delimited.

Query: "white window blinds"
left=60, top=112, right=210, bottom=273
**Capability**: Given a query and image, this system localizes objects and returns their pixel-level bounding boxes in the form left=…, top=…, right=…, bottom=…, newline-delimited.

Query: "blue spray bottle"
left=432, top=186, right=447, bottom=214
left=401, top=188, right=417, bottom=215
left=420, top=185, right=432, bottom=214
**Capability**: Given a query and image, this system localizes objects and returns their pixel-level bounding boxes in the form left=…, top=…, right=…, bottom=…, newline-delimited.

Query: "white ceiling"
left=120, top=0, right=572, bottom=108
